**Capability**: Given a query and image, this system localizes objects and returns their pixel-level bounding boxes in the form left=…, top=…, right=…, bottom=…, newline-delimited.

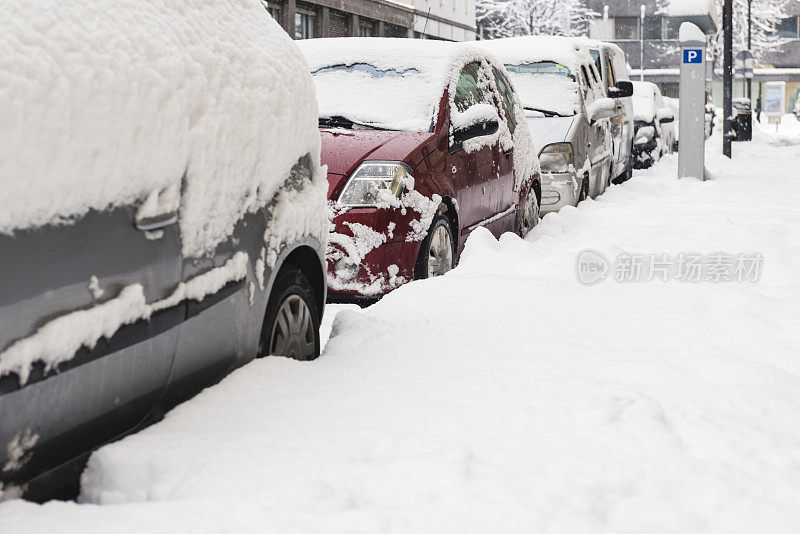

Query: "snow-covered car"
left=631, top=81, right=676, bottom=168
left=297, top=38, right=541, bottom=302
left=582, top=39, right=636, bottom=183
left=476, top=36, right=618, bottom=216
left=0, top=1, right=328, bottom=499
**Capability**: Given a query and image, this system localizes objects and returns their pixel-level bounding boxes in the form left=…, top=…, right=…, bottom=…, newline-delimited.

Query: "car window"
left=492, top=67, right=517, bottom=135
left=606, top=54, right=617, bottom=88
left=579, top=65, right=594, bottom=107
left=589, top=63, right=600, bottom=86
left=590, top=49, right=602, bottom=77
left=453, top=62, right=490, bottom=113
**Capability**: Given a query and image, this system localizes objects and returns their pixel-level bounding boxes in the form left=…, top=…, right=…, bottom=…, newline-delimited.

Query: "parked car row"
left=0, top=4, right=639, bottom=500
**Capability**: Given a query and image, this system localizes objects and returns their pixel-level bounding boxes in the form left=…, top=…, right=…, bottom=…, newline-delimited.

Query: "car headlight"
left=538, top=143, right=574, bottom=174
left=337, top=162, right=410, bottom=207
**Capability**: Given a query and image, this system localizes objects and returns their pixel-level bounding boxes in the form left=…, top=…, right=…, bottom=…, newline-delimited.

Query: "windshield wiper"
left=318, top=116, right=385, bottom=130
left=524, top=107, right=570, bottom=118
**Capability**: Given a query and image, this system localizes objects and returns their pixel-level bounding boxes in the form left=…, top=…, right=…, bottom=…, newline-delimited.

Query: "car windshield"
left=310, top=62, right=436, bottom=132
left=502, top=62, right=580, bottom=117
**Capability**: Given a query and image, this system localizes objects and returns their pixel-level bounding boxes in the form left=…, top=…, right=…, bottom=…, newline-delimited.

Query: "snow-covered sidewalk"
left=4, top=119, right=800, bottom=533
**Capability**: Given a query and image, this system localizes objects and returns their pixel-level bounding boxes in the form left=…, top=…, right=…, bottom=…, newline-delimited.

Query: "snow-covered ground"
left=3, top=117, right=800, bottom=532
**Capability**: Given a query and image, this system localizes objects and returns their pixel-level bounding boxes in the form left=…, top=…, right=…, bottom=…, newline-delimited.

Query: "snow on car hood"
left=0, top=1, right=324, bottom=258
left=525, top=115, right=576, bottom=153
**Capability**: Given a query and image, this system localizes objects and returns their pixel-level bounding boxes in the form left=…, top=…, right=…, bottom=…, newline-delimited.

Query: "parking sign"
left=683, top=49, right=702, bottom=64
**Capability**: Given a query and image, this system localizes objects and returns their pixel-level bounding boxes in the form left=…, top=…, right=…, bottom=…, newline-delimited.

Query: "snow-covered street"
left=4, top=119, right=800, bottom=532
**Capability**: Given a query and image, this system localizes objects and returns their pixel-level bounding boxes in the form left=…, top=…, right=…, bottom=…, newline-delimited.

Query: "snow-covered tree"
left=708, top=0, right=800, bottom=65
left=477, top=0, right=598, bottom=39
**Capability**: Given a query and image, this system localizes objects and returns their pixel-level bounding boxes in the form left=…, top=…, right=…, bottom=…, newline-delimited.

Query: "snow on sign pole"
left=678, top=22, right=707, bottom=180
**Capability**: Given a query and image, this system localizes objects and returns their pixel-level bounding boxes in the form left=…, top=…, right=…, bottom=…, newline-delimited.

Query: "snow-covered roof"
left=0, top=1, right=322, bottom=258
left=298, top=38, right=490, bottom=132
left=474, top=36, right=593, bottom=74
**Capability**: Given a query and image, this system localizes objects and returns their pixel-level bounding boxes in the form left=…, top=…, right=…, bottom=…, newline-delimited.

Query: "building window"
left=295, top=11, right=315, bottom=40
left=642, top=16, right=661, bottom=39
left=615, top=17, right=639, bottom=40
left=663, top=17, right=680, bottom=39
left=358, top=19, right=376, bottom=37
left=777, top=16, right=799, bottom=39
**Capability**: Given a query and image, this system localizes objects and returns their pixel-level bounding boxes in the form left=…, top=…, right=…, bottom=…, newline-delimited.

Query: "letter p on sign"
left=683, top=49, right=702, bottom=64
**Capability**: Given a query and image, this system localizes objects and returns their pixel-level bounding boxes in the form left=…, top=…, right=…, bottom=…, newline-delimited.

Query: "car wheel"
left=414, top=213, right=455, bottom=279
left=518, top=184, right=540, bottom=237
left=260, top=264, right=320, bottom=361
left=577, top=178, right=588, bottom=204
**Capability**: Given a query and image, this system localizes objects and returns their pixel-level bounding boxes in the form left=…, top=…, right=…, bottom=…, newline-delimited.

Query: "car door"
left=0, top=188, right=182, bottom=493
left=603, top=52, right=626, bottom=176
left=446, top=62, right=500, bottom=237
left=491, top=66, right=521, bottom=234
left=578, top=64, right=605, bottom=197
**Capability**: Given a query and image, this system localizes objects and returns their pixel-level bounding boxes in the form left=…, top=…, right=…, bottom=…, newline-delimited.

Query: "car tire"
left=260, top=264, right=320, bottom=361
left=518, top=184, right=540, bottom=238
left=577, top=178, right=589, bottom=204
left=414, top=213, right=455, bottom=280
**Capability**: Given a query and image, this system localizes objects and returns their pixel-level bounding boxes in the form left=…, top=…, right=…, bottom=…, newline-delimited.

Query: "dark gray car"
left=0, top=5, right=327, bottom=500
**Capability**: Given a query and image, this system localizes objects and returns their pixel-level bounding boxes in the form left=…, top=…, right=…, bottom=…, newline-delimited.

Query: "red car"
left=298, top=38, right=541, bottom=302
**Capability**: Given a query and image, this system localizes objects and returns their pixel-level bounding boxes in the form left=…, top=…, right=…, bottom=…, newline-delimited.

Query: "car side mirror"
left=657, top=108, right=675, bottom=124
left=607, top=80, right=633, bottom=98
left=450, top=103, right=500, bottom=152
left=587, top=97, right=616, bottom=125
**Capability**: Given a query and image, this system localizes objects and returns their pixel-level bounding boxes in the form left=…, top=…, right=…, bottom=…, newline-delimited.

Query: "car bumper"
left=540, top=172, right=580, bottom=215
left=633, top=139, right=658, bottom=168
left=326, top=207, right=421, bottom=299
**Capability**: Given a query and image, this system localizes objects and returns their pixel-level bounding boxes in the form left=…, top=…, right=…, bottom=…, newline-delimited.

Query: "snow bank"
left=0, top=0, right=322, bottom=258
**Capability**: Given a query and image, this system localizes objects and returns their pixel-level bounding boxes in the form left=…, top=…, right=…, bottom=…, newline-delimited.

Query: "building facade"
left=587, top=0, right=800, bottom=109
left=263, top=0, right=476, bottom=41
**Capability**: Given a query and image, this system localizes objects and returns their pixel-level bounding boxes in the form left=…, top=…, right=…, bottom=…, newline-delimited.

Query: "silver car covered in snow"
left=477, top=36, right=626, bottom=215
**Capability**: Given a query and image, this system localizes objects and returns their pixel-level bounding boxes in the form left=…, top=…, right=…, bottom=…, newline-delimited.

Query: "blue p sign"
left=683, top=49, right=702, bottom=64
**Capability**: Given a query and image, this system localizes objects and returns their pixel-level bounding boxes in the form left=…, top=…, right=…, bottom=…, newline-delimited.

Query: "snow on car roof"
left=298, top=38, right=495, bottom=132
left=474, top=36, right=593, bottom=74
left=632, top=81, right=661, bottom=122
left=0, top=1, right=323, bottom=258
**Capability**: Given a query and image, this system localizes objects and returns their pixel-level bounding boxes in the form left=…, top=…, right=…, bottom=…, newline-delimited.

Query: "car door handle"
left=135, top=211, right=178, bottom=231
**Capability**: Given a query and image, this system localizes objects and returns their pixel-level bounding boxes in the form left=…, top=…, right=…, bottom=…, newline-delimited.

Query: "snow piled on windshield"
left=512, top=74, right=581, bottom=117
left=475, top=35, right=593, bottom=75
left=475, top=37, right=594, bottom=117
left=0, top=0, right=322, bottom=258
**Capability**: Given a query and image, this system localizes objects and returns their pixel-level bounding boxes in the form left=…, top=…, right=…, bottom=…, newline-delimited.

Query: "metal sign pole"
left=723, top=0, right=733, bottom=158
left=679, top=23, right=707, bottom=180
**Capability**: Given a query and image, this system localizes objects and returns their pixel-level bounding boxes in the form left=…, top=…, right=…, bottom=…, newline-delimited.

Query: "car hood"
left=524, top=115, right=576, bottom=153
left=320, top=128, right=434, bottom=198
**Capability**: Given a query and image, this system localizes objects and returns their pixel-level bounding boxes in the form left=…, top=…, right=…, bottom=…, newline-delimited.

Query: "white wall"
left=414, top=0, right=476, bottom=41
